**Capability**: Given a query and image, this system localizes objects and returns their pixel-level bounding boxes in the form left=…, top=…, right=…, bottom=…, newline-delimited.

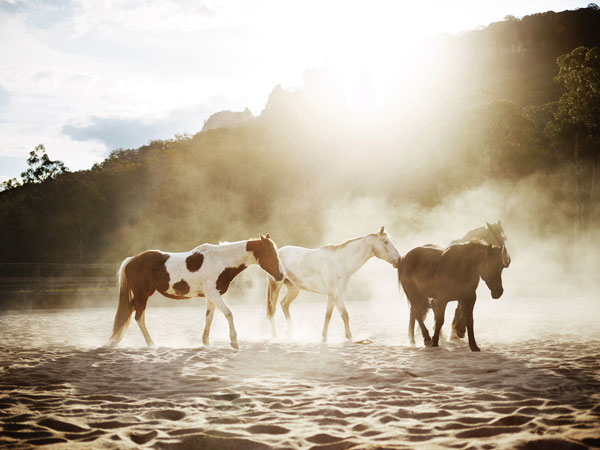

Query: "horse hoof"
left=230, top=341, right=239, bottom=350
left=424, top=340, right=433, bottom=347
left=470, top=346, right=481, bottom=352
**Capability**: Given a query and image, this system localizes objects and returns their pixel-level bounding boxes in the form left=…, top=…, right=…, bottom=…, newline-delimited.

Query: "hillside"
left=1, top=6, right=599, bottom=264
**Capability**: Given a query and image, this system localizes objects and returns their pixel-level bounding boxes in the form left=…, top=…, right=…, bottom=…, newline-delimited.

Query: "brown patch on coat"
left=216, top=265, right=247, bottom=294
left=173, top=279, right=191, bottom=296
left=123, top=250, right=171, bottom=319
left=246, top=237, right=282, bottom=280
left=185, top=252, right=204, bottom=272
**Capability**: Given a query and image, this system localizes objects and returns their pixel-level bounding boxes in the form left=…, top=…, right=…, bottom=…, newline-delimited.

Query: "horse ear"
left=379, top=226, right=385, bottom=234
left=259, top=233, right=265, bottom=240
left=485, top=220, right=492, bottom=229
left=265, top=233, right=271, bottom=239
left=497, top=220, right=502, bottom=226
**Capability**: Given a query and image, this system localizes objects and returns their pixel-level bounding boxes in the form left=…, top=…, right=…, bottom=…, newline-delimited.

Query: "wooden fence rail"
left=0, top=262, right=258, bottom=296
left=0, top=263, right=120, bottom=295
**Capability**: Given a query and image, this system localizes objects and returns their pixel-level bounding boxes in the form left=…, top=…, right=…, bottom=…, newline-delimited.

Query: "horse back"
left=451, top=226, right=486, bottom=244
left=399, top=244, right=481, bottom=300
left=398, top=246, right=443, bottom=299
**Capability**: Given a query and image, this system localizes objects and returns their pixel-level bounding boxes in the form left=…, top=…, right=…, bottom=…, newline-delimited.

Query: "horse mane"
left=443, top=239, right=490, bottom=257
left=321, top=234, right=372, bottom=251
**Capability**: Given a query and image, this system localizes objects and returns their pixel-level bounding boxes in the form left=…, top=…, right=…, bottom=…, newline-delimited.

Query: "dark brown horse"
left=397, top=241, right=506, bottom=351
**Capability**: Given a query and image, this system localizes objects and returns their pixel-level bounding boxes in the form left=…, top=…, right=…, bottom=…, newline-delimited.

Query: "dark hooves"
left=470, top=346, right=481, bottom=352
left=424, top=339, right=433, bottom=347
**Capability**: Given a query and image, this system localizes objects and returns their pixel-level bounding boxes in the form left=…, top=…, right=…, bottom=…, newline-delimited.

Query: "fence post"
left=34, top=263, right=41, bottom=293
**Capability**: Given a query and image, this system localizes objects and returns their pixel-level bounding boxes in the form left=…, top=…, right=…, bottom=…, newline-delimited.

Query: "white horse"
left=108, top=234, right=284, bottom=349
left=267, top=227, right=401, bottom=342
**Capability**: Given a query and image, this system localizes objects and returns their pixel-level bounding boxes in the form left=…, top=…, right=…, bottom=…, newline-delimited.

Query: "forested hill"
left=429, top=5, right=600, bottom=108
left=1, top=6, right=599, bottom=264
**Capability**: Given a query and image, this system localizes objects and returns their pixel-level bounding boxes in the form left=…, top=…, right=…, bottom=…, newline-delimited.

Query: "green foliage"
left=21, top=144, right=69, bottom=185
left=1, top=8, right=600, bottom=263
left=0, top=178, right=21, bottom=192
left=546, top=46, right=600, bottom=153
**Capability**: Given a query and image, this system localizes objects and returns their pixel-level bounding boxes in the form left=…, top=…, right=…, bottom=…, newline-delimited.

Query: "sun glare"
left=259, top=1, right=453, bottom=112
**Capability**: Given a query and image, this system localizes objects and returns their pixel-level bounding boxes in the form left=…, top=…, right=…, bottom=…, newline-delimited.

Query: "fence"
left=0, top=263, right=119, bottom=296
left=0, top=262, right=261, bottom=309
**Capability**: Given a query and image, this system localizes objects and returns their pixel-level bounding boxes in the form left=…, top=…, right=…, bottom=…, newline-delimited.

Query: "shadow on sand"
left=1, top=339, right=599, bottom=449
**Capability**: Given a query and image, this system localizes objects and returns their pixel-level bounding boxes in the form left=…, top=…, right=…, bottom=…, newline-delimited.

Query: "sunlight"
left=259, top=0, right=459, bottom=112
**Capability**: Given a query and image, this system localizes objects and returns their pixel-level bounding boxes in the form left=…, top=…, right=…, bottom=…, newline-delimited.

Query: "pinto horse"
left=107, top=234, right=284, bottom=349
left=267, top=227, right=401, bottom=342
left=398, top=240, right=506, bottom=351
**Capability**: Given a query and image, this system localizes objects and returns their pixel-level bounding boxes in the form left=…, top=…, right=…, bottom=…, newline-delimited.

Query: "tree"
left=21, top=144, right=69, bottom=184
left=0, top=178, right=21, bottom=192
left=545, top=46, right=600, bottom=248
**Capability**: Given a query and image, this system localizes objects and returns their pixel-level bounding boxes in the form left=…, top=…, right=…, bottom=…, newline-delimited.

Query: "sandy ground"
left=0, top=294, right=599, bottom=449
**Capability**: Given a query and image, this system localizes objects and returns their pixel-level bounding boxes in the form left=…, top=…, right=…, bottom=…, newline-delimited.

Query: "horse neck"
left=215, top=241, right=255, bottom=267
left=465, top=243, right=488, bottom=271
left=333, top=236, right=374, bottom=276
left=446, top=242, right=486, bottom=269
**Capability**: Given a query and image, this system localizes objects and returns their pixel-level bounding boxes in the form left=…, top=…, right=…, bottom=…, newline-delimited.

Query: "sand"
left=0, top=294, right=599, bottom=449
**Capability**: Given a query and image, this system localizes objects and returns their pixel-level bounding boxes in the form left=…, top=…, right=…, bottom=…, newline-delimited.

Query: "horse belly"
left=163, top=259, right=206, bottom=298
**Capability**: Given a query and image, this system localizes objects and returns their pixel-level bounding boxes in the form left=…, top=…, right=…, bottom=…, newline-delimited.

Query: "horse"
left=451, top=220, right=511, bottom=267
left=107, top=234, right=284, bottom=350
left=266, top=227, right=401, bottom=342
left=398, top=240, right=507, bottom=351
left=448, top=220, right=510, bottom=339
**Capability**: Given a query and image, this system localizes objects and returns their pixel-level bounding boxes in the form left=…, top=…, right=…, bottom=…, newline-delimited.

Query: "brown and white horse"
left=107, top=234, right=284, bottom=349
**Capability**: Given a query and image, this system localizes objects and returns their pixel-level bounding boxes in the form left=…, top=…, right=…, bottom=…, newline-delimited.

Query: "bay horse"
left=451, top=220, right=511, bottom=266
left=398, top=240, right=507, bottom=351
left=267, top=227, right=401, bottom=342
left=448, top=220, right=510, bottom=339
left=107, top=234, right=284, bottom=350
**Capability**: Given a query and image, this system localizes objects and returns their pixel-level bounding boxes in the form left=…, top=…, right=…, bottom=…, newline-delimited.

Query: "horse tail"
left=108, top=256, right=135, bottom=346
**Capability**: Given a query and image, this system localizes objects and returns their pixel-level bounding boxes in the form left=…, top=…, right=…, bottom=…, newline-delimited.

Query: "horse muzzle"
left=274, top=272, right=284, bottom=282
left=491, top=288, right=504, bottom=299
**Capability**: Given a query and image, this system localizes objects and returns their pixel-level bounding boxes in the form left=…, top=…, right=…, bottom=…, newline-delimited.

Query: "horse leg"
left=333, top=294, right=351, bottom=340
left=206, top=289, right=238, bottom=350
left=281, top=280, right=300, bottom=337
left=322, top=296, right=335, bottom=343
left=431, top=300, right=448, bottom=347
left=462, top=297, right=480, bottom=352
left=416, top=313, right=432, bottom=346
left=134, top=297, right=156, bottom=348
left=408, top=307, right=416, bottom=345
left=409, top=293, right=431, bottom=346
left=202, top=300, right=216, bottom=346
left=267, top=278, right=283, bottom=338
left=451, top=304, right=466, bottom=339
left=333, top=294, right=352, bottom=341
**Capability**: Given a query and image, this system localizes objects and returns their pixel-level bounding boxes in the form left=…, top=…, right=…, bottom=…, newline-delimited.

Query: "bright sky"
left=0, top=0, right=587, bottom=181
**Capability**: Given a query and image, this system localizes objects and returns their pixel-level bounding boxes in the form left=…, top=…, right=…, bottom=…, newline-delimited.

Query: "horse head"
left=371, top=226, right=402, bottom=268
left=480, top=243, right=505, bottom=299
left=485, top=220, right=511, bottom=268
left=247, top=234, right=285, bottom=281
